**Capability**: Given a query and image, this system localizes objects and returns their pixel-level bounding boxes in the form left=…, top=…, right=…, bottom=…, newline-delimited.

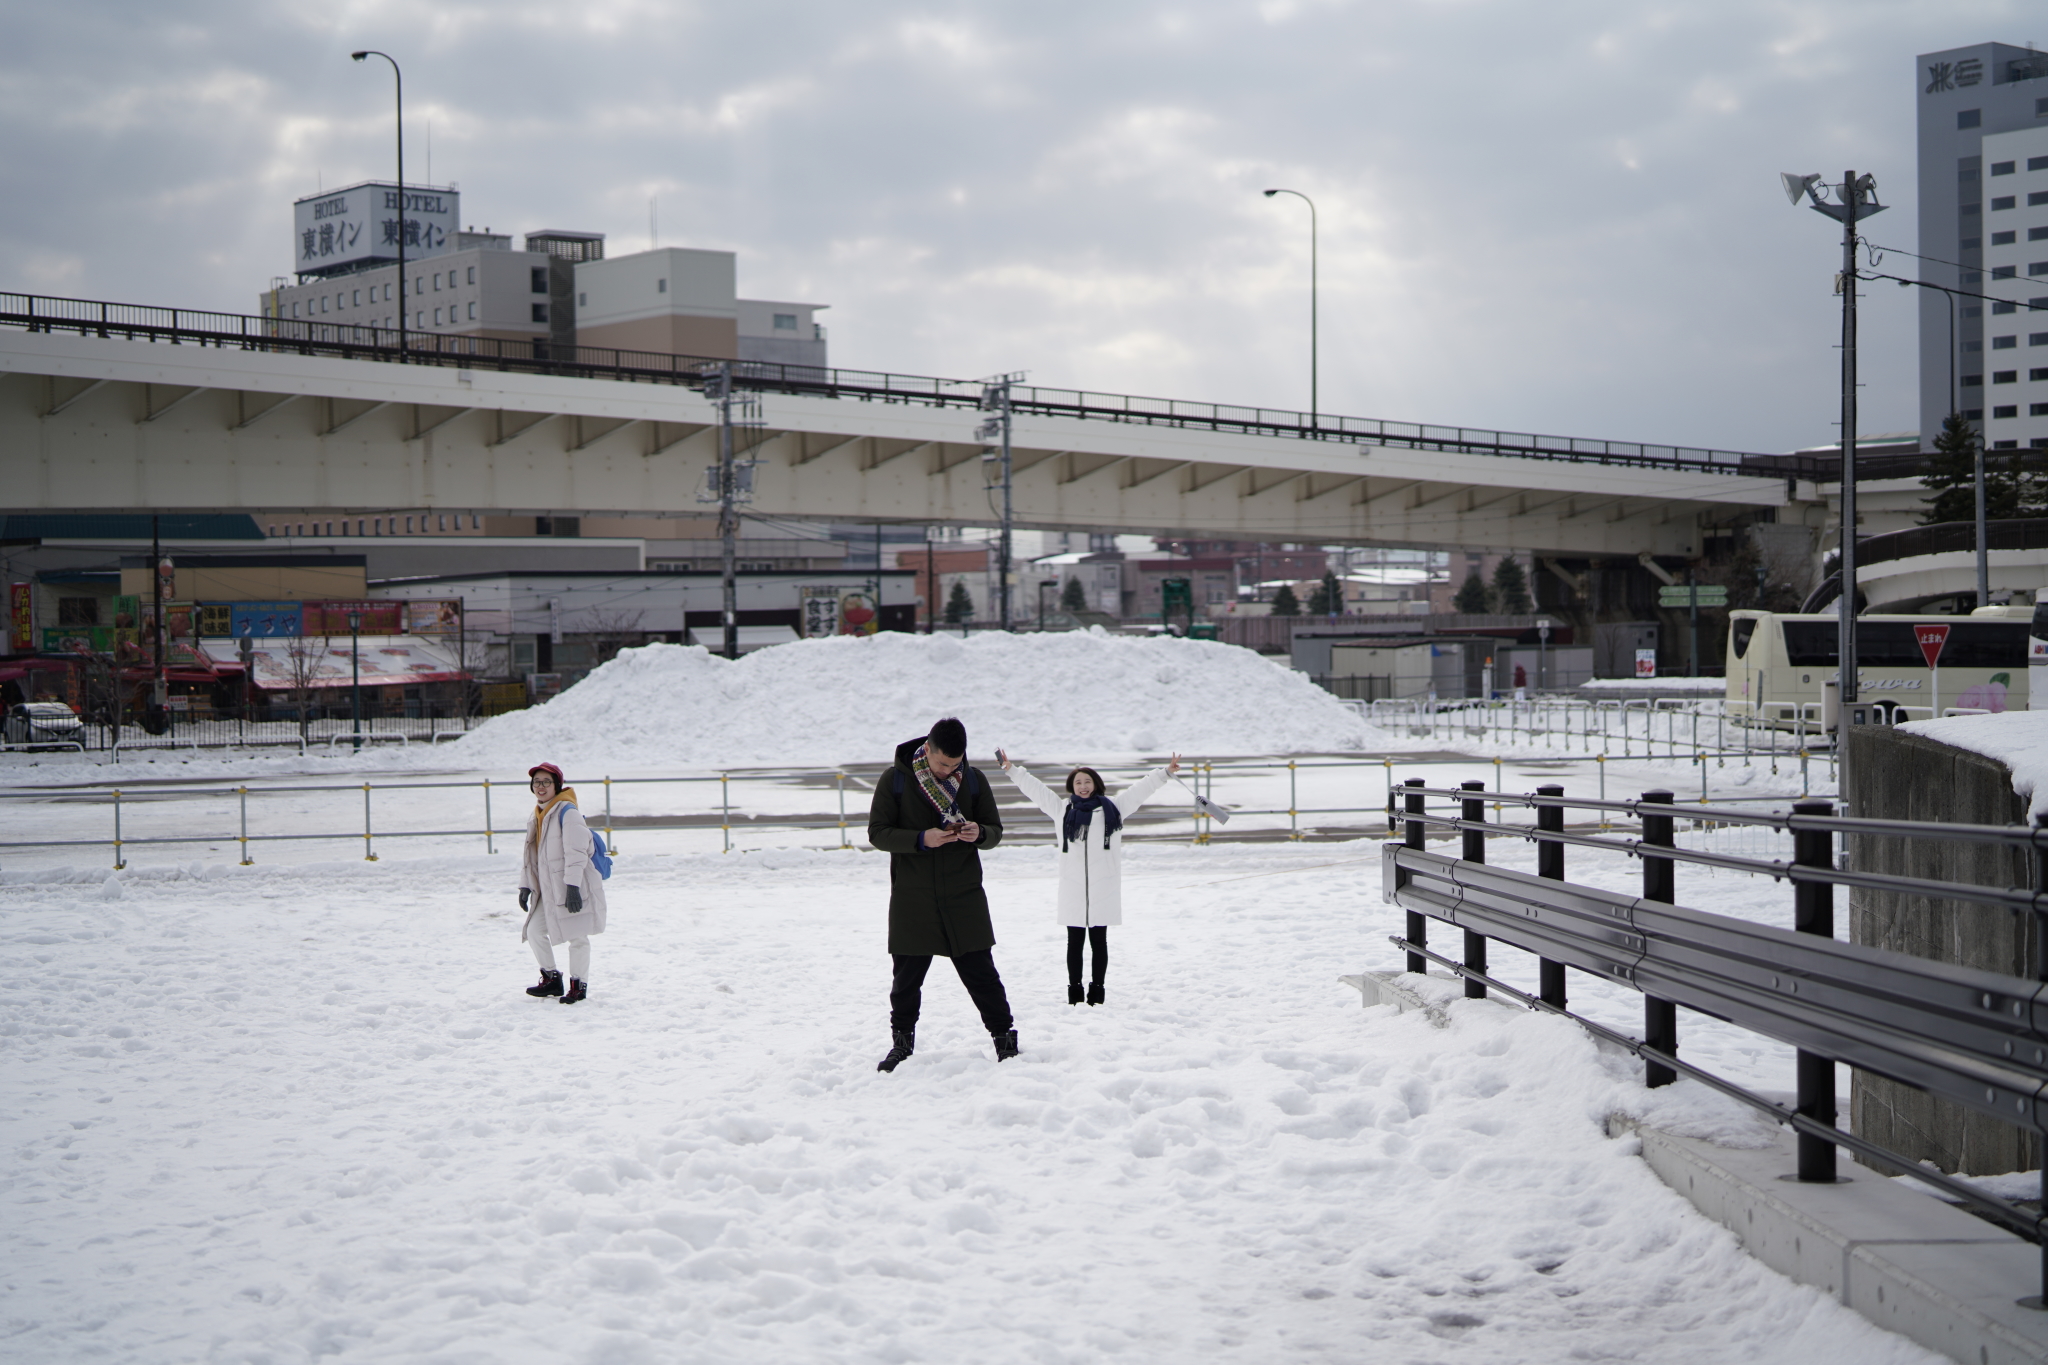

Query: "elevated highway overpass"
left=0, top=293, right=1802, bottom=556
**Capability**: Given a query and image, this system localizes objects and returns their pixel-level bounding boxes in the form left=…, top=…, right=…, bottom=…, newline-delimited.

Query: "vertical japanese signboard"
left=8, top=583, right=30, bottom=652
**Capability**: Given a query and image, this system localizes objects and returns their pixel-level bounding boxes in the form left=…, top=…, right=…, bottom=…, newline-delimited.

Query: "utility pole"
left=701, top=361, right=760, bottom=661
left=1783, top=167, right=1885, bottom=806
left=978, top=375, right=1022, bottom=631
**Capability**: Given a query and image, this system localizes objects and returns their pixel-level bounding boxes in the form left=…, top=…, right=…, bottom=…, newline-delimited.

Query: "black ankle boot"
left=1068, top=983, right=1084, bottom=1005
left=993, top=1029, right=1020, bottom=1061
left=1087, top=980, right=1105, bottom=1006
left=877, top=1028, right=915, bottom=1073
left=526, top=969, right=564, bottom=998
left=560, top=978, right=587, bottom=1004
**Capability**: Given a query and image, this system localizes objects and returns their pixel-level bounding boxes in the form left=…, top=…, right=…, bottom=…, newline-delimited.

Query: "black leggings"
left=1067, top=925, right=1108, bottom=985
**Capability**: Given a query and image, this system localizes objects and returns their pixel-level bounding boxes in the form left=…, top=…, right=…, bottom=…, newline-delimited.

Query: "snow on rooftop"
left=449, top=629, right=1387, bottom=770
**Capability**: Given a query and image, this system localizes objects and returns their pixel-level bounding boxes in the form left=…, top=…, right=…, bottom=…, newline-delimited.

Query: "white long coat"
left=1007, top=764, right=1171, bottom=927
left=518, top=799, right=610, bottom=947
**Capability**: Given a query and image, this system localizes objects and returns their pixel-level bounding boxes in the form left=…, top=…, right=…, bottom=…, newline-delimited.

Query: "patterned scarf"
left=910, top=744, right=964, bottom=824
left=529, top=787, right=579, bottom=850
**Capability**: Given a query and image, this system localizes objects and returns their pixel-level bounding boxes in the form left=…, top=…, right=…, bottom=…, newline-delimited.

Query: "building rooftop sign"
left=292, top=180, right=460, bottom=279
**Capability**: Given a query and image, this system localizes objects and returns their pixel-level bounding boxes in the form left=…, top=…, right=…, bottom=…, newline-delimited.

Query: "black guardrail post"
left=1641, top=790, right=1678, bottom=1088
left=1792, top=799, right=1838, bottom=1182
left=1536, top=784, right=1567, bottom=1007
left=2036, top=813, right=2048, bottom=1308
left=1404, top=778, right=1427, bottom=975
left=1461, top=780, right=1488, bottom=999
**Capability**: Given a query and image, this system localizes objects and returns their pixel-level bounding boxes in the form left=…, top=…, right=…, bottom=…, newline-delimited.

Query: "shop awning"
left=199, top=636, right=467, bottom=690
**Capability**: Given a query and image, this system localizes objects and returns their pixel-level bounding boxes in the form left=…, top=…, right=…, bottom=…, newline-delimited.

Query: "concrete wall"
left=1843, top=724, right=2040, bottom=1176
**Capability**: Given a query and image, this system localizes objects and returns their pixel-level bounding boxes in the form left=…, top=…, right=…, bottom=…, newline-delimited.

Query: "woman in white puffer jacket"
left=518, top=762, right=609, bottom=1005
left=997, top=749, right=1179, bottom=1006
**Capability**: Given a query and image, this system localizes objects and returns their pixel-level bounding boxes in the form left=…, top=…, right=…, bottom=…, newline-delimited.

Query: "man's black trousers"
left=890, top=951, right=1014, bottom=1035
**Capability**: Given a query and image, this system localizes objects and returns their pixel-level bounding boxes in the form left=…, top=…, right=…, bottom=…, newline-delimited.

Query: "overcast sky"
left=0, top=2, right=2036, bottom=455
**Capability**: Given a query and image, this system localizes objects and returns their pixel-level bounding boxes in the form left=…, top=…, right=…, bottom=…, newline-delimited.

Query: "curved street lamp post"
left=1263, top=188, right=1318, bottom=427
left=350, top=50, right=406, bottom=359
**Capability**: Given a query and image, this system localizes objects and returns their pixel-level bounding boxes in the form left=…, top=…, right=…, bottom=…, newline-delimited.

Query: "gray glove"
left=518, top=888, right=531, bottom=912
left=565, top=885, right=583, bottom=913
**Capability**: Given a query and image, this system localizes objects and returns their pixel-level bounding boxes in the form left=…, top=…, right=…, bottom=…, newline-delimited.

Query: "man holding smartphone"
left=866, top=716, right=1015, bottom=1072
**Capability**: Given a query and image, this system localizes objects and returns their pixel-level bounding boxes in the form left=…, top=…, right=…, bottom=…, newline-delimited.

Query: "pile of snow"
left=452, top=630, right=1384, bottom=770
left=1898, top=710, right=2048, bottom=817
left=1578, top=676, right=1725, bottom=696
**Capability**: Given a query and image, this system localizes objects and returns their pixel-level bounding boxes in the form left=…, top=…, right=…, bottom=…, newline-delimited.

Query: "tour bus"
left=1724, top=607, right=2032, bottom=723
left=2033, top=588, right=2048, bottom=706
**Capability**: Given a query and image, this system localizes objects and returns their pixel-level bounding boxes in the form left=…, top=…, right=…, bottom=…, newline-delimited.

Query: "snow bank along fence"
left=1383, top=778, right=2048, bottom=1305
left=0, top=757, right=1465, bottom=866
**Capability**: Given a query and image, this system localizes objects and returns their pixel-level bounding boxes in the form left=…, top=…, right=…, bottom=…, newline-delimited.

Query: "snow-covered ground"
left=4, top=832, right=1939, bottom=1363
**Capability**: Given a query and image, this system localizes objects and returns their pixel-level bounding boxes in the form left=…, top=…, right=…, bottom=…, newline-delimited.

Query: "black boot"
left=1087, top=980, right=1105, bottom=1006
left=1068, top=983, right=1084, bottom=1006
left=877, top=1028, right=915, bottom=1073
left=560, top=978, right=587, bottom=1004
left=993, top=1029, right=1020, bottom=1061
left=526, top=969, right=564, bottom=998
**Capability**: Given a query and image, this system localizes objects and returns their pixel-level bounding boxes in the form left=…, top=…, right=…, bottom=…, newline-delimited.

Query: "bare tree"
left=278, top=638, right=331, bottom=746
left=581, top=608, right=648, bottom=666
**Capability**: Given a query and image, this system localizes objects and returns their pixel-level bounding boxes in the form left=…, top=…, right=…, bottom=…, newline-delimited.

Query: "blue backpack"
left=559, top=804, right=614, bottom=880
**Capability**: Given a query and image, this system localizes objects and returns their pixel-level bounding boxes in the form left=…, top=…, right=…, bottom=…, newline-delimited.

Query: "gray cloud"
left=0, top=1, right=2031, bottom=455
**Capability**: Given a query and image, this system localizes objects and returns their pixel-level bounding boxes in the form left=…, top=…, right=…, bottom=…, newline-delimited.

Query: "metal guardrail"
left=0, top=290, right=1783, bottom=473
left=1381, top=777, right=2048, bottom=1303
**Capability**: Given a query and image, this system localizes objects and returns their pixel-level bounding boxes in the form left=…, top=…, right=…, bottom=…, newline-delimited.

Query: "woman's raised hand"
left=1167, top=752, right=1181, bottom=775
left=996, top=747, right=1012, bottom=771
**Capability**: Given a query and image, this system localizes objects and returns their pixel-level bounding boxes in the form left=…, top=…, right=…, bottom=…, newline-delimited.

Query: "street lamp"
left=1263, top=188, right=1318, bottom=426
left=346, top=609, right=363, bottom=751
left=1782, top=168, right=1885, bottom=803
left=350, top=50, right=406, bottom=359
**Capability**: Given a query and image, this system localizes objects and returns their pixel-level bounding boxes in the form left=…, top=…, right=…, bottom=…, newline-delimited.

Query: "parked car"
left=4, top=701, right=85, bottom=749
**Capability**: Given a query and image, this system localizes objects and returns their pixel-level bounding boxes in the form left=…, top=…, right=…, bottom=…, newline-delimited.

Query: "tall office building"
left=1916, top=43, right=2048, bottom=449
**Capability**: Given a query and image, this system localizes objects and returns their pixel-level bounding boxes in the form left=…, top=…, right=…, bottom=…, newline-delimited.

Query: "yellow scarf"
left=530, top=787, right=580, bottom=849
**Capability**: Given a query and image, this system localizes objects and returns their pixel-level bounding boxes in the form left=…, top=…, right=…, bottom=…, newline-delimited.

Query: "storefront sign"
left=406, top=600, right=464, bottom=635
left=8, top=582, right=30, bottom=652
left=229, top=602, right=305, bottom=638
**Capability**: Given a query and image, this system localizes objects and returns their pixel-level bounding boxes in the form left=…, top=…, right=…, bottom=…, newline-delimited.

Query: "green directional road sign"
left=1658, top=584, right=1729, bottom=608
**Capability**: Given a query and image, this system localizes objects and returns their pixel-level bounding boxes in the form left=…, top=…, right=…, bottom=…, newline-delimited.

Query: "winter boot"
left=560, top=978, right=587, bottom=1005
left=877, top=1028, right=915, bottom=1073
left=526, top=969, right=564, bottom=998
left=1087, top=981, right=1105, bottom=1007
left=1068, top=983, right=1084, bottom=1006
left=993, top=1029, right=1020, bottom=1062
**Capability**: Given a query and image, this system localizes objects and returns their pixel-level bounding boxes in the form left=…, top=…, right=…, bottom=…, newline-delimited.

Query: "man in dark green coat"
left=867, top=716, right=1016, bottom=1071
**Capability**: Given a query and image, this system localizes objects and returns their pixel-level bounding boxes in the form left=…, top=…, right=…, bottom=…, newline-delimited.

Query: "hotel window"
left=1993, top=196, right=2016, bottom=211
left=2033, top=403, right=2048, bottom=416
left=467, top=266, right=475, bottom=284
left=657, top=278, right=667, bottom=293
left=1995, top=370, right=2019, bottom=383
left=774, top=313, right=798, bottom=330
left=416, top=311, right=424, bottom=327
left=468, top=302, right=476, bottom=320
left=437, top=515, right=447, bottom=531
left=531, top=267, right=547, bottom=294
left=2035, top=368, right=2048, bottom=381
left=357, top=519, right=366, bottom=535
left=2035, top=156, right=2048, bottom=171
left=1961, top=109, right=1982, bottom=129
left=1995, top=335, right=2018, bottom=349
left=434, top=273, right=443, bottom=290
left=1995, top=231, right=2018, bottom=245
left=532, top=303, right=549, bottom=323
left=406, top=516, right=414, bottom=532
left=2035, top=192, right=2048, bottom=206
left=1994, top=301, right=2017, bottom=314
left=291, top=303, right=300, bottom=317
left=352, top=289, right=360, bottom=306
left=579, top=292, right=587, bottom=306
left=1995, top=440, right=2019, bottom=450
left=1995, top=405, right=2019, bottom=418
left=1993, top=266, right=2016, bottom=279
left=1994, top=161, right=2017, bottom=176
left=434, top=308, right=443, bottom=325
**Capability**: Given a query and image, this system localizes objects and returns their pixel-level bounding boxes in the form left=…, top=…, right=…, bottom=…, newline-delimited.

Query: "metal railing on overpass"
left=2, top=290, right=1781, bottom=474
left=1383, top=777, right=2048, bottom=1301
left=1802, top=516, right=2048, bottom=611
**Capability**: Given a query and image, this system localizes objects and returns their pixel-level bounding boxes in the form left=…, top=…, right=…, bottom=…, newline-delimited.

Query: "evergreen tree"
left=1059, top=577, right=1088, bottom=613
left=1491, top=556, right=1533, bottom=614
left=1919, top=413, right=1994, bottom=525
left=1305, top=570, right=1344, bottom=617
left=1453, top=571, right=1494, bottom=615
left=944, top=580, right=975, bottom=623
left=1269, top=583, right=1302, bottom=616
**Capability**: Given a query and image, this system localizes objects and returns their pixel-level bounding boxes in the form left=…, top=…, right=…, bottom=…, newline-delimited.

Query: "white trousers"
left=528, top=921, right=591, bottom=982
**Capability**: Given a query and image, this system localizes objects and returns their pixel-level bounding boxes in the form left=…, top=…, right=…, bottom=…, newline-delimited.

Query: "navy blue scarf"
left=1062, top=793, right=1122, bottom=851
